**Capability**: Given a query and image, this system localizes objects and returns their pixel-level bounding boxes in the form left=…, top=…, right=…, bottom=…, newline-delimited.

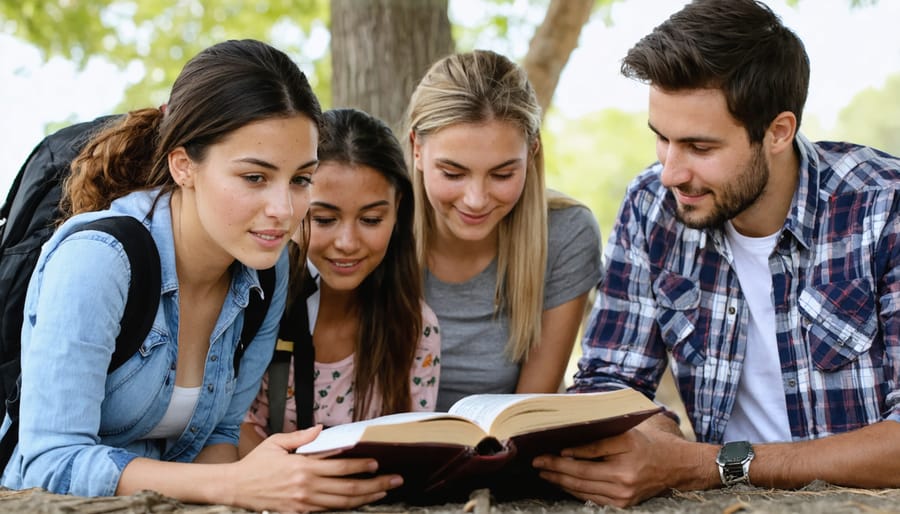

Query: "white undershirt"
left=144, top=385, right=201, bottom=440
left=721, top=221, right=792, bottom=443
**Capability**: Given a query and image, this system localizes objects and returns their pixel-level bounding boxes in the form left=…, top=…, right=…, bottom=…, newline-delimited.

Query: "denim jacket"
left=0, top=188, right=286, bottom=496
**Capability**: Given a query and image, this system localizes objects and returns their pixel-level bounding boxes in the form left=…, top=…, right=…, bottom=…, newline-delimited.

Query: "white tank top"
left=144, top=385, right=201, bottom=440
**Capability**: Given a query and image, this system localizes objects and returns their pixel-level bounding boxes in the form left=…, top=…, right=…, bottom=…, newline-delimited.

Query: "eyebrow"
left=435, top=157, right=522, bottom=172
left=311, top=200, right=391, bottom=211
left=647, top=122, right=723, bottom=145
left=234, top=157, right=319, bottom=171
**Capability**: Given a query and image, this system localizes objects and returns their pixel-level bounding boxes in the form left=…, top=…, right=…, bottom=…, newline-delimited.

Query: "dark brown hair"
left=64, top=39, right=323, bottom=215
left=314, top=108, right=421, bottom=420
left=621, top=0, right=809, bottom=143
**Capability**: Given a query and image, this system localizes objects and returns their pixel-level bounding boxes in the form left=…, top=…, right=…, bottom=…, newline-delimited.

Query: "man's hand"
left=532, top=415, right=718, bottom=507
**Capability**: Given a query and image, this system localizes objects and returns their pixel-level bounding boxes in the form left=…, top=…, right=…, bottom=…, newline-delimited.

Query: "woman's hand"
left=226, top=425, right=404, bottom=513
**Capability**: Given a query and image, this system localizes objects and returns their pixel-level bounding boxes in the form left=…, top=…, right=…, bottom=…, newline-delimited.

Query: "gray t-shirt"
left=428, top=204, right=603, bottom=411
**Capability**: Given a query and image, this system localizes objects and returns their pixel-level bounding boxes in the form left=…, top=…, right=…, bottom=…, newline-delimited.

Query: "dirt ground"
left=2, top=482, right=899, bottom=514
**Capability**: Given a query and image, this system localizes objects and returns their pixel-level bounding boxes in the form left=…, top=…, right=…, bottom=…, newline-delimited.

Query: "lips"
left=456, top=209, right=491, bottom=225
left=327, top=258, right=362, bottom=274
left=251, top=229, right=287, bottom=249
left=674, top=188, right=710, bottom=205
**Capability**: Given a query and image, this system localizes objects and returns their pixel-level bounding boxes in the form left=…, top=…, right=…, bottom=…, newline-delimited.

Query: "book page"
left=448, top=394, right=546, bottom=433
left=449, top=389, right=659, bottom=440
left=295, top=412, right=454, bottom=454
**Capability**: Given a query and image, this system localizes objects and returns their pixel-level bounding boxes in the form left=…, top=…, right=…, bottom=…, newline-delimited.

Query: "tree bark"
left=523, top=0, right=595, bottom=118
left=330, top=0, right=454, bottom=135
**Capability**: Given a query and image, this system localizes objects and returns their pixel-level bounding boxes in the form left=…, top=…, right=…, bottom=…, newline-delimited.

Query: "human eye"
left=441, top=169, right=463, bottom=180
left=242, top=174, right=265, bottom=184
left=292, top=173, right=313, bottom=187
left=690, top=144, right=712, bottom=154
left=361, top=216, right=383, bottom=226
left=311, top=216, right=336, bottom=226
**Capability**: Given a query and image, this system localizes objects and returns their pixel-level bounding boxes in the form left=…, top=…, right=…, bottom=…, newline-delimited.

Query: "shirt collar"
left=782, top=133, right=819, bottom=251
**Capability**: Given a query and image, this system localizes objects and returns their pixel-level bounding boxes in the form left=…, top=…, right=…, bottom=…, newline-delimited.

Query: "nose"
left=265, top=183, right=295, bottom=220
left=659, top=143, right=690, bottom=189
left=462, top=178, right=489, bottom=211
left=333, top=222, right=360, bottom=253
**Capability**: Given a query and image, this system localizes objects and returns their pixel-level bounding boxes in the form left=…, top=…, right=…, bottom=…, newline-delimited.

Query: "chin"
left=449, top=224, right=496, bottom=242
left=237, top=252, right=283, bottom=271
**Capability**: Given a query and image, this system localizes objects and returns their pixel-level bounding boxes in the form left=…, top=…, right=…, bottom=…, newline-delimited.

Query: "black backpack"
left=0, top=116, right=275, bottom=468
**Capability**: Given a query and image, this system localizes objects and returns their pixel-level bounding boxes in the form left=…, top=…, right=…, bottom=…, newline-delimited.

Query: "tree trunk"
left=523, top=0, right=594, bottom=118
left=330, top=0, right=454, bottom=135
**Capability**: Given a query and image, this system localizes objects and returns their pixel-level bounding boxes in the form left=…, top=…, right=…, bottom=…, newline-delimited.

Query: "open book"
left=296, top=388, right=660, bottom=500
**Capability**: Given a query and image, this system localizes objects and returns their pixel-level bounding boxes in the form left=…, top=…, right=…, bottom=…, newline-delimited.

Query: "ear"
left=766, top=111, right=796, bottom=156
left=409, top=131, right=423, bottom=171
left=531, top=136, right=541, bottom=156
left=168, top=147, right=195, bottom=188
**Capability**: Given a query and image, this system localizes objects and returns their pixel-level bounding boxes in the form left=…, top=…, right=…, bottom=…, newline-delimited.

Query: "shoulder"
left=811, top=139, right=900, bottom=194
left=549, top=201, right=597, bottom=233
left=420, top=301, right=439, bottom=328
left=46, top=214, right=147, bottom=269
left=547, top=200, right=601, bottom=257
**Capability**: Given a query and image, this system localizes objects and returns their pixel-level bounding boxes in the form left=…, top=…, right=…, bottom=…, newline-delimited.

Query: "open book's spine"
left=420, top=438, right=516, bottom=498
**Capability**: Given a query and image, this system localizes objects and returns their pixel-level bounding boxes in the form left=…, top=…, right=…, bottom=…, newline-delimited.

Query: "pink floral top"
left=244, top=303, right=441, bottom=436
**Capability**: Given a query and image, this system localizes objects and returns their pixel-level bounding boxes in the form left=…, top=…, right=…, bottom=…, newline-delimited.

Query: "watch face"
left=719, top=441, right=752, bottom=462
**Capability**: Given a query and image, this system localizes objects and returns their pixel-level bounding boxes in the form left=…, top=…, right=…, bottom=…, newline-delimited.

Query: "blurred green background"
left=2, top=0, right=898, bottom=255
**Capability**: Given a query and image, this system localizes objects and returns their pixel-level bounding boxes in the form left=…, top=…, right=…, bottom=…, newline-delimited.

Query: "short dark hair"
left=621, top=0, right=809, bottom=143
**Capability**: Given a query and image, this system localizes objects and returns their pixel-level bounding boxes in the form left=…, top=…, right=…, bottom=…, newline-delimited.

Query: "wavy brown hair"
left=313, top=108, right=421, bottom=420
left=63, top=39, right=323, bottom=217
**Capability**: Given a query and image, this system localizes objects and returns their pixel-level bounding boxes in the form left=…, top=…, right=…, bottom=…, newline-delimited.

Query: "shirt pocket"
left=798, top=279, right=877, bottom=372
left=100, top=330, right=170, bottom=436
left=653, top=270, right=704, bottom=366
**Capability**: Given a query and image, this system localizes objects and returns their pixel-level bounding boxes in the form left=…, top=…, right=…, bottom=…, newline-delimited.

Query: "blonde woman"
left=406, top=50, right=603, bottom=411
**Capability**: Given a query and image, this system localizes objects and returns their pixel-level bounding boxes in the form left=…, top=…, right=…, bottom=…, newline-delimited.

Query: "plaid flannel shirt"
left=572, top=134, right=900, bottom=443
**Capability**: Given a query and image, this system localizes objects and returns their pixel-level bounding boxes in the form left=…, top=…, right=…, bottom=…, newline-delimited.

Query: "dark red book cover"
left=326, top=407, right=661, bottom=502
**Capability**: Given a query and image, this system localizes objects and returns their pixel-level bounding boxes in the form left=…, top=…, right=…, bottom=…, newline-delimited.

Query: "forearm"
left=116, top=457, right=237, bottom=504
left=517, top=294, right=589, bottom=393
left=664, top=420, right=900, bottom=492
left=749, top=420, right=900, bottom=489
left=195, top=442, right=239, bottom=464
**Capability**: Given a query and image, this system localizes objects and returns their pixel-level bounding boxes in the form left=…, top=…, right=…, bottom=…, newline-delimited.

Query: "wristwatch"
left=716, top=441, right=755, bottom=486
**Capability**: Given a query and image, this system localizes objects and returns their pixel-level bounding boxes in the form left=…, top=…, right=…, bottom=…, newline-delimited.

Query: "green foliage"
left=543, top=108, right=654, bottom=244
left=0, top=0, right=330, bottom=112
left=452, top=0, right=621, bottom=56
left=829, top=73, right=900, bottom=156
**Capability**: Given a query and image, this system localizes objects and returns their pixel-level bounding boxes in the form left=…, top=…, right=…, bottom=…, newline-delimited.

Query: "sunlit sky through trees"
left=1, top=0, right=899, bottom=194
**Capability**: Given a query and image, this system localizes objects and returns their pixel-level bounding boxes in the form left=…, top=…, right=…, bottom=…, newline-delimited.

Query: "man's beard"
left=673, top=146, right=768, bottom=230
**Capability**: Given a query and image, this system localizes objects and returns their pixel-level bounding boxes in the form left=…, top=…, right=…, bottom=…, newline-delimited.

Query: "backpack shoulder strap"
left=233, top=266, right=275, bottom=378
left=71, top=216, right=161, bottom=372
left=0, top=215, right=159, bottom=469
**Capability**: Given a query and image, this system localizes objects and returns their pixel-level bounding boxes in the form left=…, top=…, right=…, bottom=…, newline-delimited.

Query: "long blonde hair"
left=407, top=49, right=552, bottom=362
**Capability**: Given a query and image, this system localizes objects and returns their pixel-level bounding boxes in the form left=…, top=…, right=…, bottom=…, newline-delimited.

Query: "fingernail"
left=390, top=476, right=404, bottom=487
left=368, top=460, right=379, bottom=471
left=533, top=457, right=545, bottom=467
